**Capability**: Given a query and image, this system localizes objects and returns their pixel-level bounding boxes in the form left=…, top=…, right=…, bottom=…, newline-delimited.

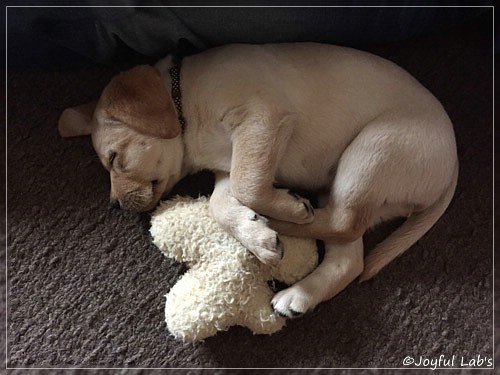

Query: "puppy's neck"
left=156, top=55, right=188, bottom=129
left=155, top=56, right=198, bottom=177
left=155, top=55, right=177, bottom=82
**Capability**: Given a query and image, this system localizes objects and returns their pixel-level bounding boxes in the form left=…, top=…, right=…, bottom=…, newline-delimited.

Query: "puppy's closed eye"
left=108, top=151, right=127, bottom=172
left=109, top=151, right=117, bottom=167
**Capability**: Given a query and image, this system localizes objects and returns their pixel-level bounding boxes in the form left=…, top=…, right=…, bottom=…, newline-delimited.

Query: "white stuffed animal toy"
left=150, top=196, right=320, bottom=343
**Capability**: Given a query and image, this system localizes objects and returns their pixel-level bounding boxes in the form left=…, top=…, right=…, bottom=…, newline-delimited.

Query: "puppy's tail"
left=359, top=161, right=459, bottom=282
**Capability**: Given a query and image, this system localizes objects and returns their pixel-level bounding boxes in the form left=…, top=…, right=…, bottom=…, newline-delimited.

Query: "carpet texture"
left=6, top=28, right=494, bottom=369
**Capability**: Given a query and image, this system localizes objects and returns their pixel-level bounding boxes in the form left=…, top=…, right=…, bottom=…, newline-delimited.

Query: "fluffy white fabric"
left=150, top=196, right=318, bottom=342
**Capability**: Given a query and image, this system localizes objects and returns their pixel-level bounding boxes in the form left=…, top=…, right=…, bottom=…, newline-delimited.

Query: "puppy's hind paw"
left=271, top=285, right=315, bottom=318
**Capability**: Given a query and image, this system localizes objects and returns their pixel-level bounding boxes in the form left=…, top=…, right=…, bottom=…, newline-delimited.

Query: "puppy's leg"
left=269, top=117, right=402, bottom=241
left=269, top=203, right=372, bottom=243
left=230, top=110, right=314, bottom=224
left=272, top=237, right=364, bottom=317
left=210, top=172, right=283, bottom=266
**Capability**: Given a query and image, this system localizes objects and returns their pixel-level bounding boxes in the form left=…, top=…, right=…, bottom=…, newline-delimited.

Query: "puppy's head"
left=59, top=65, right=184, bottom=212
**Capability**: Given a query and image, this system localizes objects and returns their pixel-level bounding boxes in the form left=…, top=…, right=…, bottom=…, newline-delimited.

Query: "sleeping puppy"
left=59, top=43, right=458, bottom=318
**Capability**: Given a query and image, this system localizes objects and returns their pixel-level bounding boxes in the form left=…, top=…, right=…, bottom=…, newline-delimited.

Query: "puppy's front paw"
left=287, top=191, right=314, bottom=224
left=239, top=213, right=283, bottom=267
left=271, top=285, right=316, bottom=318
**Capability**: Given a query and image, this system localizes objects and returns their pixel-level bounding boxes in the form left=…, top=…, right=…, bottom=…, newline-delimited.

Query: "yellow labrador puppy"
left=59, top=43, right=458, bottom=317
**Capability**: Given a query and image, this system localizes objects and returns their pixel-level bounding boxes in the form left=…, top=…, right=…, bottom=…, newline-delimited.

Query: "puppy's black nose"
left=109, top=198, right=121, bottom=210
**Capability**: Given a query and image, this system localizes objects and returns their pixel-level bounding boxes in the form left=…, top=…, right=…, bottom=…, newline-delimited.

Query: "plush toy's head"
left=150, top=196, right=319, bottom=342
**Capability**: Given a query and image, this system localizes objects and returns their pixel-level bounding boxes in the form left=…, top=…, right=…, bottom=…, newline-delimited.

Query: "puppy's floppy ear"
left=101, top=65, right=181, bottom=139
left=58, top=101, right=96, bottom=137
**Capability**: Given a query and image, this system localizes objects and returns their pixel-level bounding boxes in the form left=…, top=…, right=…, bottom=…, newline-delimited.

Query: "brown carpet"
left=6, top=27, right=494, bottom=369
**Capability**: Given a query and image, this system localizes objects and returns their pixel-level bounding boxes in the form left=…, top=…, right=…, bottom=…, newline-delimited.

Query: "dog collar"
left=168, top=62, right=187, bottom=132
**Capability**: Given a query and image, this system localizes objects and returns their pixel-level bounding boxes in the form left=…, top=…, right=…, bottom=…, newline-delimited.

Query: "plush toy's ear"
left=58, top=101, right=96, bottom=137
left=100, top=65, right=181, bottom=139
left=150, top=196, right=210, bottom=263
